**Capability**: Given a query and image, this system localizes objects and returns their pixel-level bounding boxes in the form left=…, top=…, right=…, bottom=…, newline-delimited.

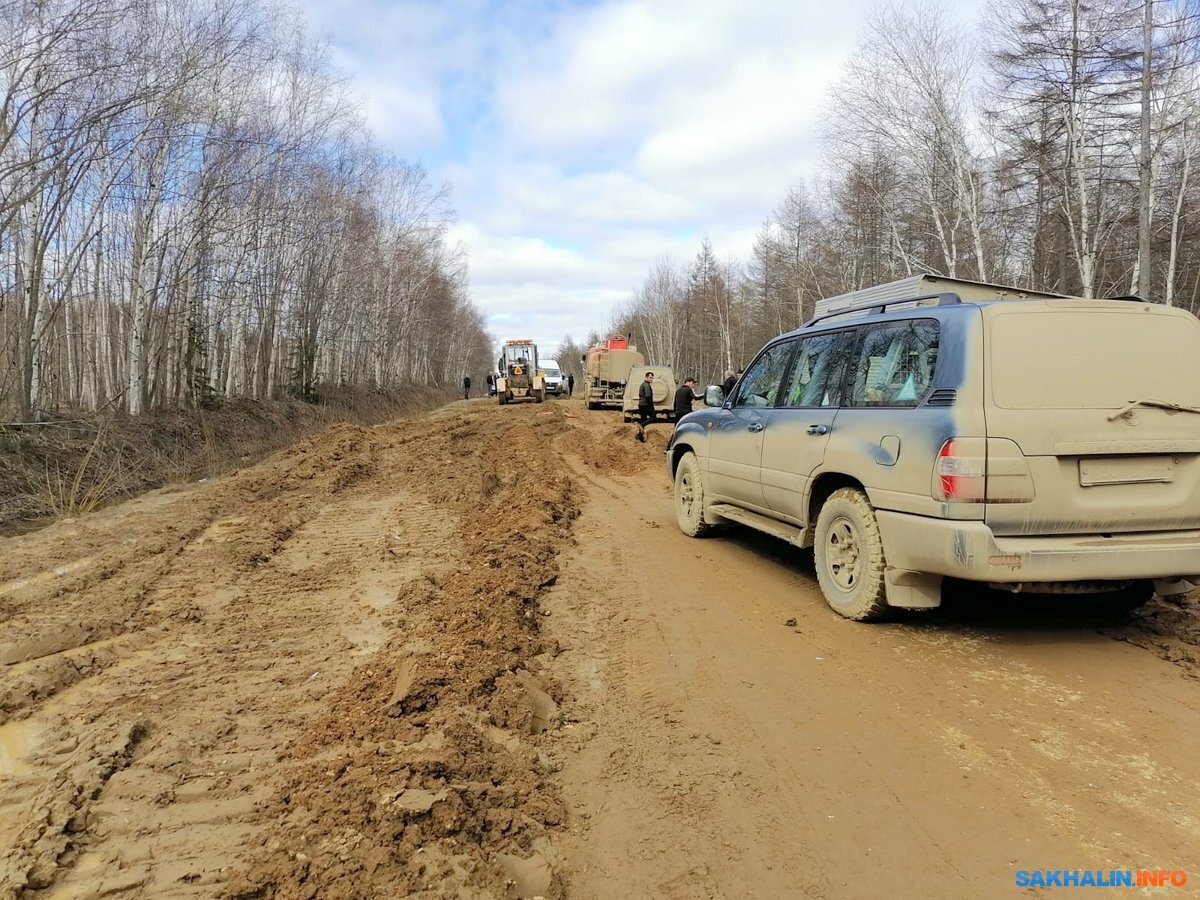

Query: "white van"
left=542, top=360, right=566, bottom=395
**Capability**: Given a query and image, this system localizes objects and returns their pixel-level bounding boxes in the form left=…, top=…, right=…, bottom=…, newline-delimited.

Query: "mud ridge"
left=226, top=408, right=580, bottom=899
left=0, top=722, right=146, bottom=894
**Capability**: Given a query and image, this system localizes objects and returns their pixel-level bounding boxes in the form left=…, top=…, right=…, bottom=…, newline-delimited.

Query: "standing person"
left=486, top=373, right=494, bottom=396
left=721, top=369, right=737, bottom=399
left=567, top=373, right=575, bottom=397
left=636, top=371, right=656, bottom=442
left=673, top=377, right=700, bottom=421
left=462, top=375, right=471, bottom=400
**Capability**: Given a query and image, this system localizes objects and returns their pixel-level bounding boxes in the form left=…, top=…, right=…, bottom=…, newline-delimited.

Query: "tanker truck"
left=582, top=335, right=646, bottom=410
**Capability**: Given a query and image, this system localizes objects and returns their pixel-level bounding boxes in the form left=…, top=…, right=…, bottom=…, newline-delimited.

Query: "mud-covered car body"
left=667, top=283, right=1200, bottom=617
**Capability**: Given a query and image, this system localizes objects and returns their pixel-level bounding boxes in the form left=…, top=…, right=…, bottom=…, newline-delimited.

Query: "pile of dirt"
left=0, top=402, right=581, bottom=898
left=225, top=406, right=580, bottom=899
left=1108, top=593, right=1200, bottom=678
left=554, top=418, right=670, bottom=475
left=0, top=386, right=451, bottom=534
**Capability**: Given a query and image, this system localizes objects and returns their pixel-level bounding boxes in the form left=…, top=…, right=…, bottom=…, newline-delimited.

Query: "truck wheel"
left=587, top=401, right=599, bottom=411
left=534, top=389, right=545, bottom=403
left=674, top=453, right=711, bottom=538
left=814, top=488, right=889, bottom=621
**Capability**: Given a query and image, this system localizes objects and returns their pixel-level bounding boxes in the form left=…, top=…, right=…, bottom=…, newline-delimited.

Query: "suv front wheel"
left=814, top=488, right=889, bottom=621
left=673, top=452, right=710, bottom=538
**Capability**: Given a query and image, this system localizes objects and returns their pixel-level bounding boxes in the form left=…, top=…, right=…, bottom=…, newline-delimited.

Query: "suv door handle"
left=807, top=424, right=830, bottom=436
left=747, top=423, right=765, bottom=433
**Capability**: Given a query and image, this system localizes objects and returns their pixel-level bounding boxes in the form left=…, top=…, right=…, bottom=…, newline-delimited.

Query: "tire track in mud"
left=226, top=406, right=580, bottom=899
left=0, top=426, right=381, bottom=723
left=0, top=422, right=468, bottom=897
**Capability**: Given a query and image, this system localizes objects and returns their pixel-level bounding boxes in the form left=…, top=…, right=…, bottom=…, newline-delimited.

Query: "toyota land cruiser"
left=666, top=281, right=1200, bottom=620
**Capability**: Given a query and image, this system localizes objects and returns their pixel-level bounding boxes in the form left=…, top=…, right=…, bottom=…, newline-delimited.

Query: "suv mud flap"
left=885, top=568, right=942, bottom=608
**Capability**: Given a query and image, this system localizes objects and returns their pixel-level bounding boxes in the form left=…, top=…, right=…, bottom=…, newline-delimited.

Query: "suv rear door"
left=983, top=303, right=1200, bottom=535
left=818, top=317, right=958, bottom=517
left=760, top=330, right=855, bottom=522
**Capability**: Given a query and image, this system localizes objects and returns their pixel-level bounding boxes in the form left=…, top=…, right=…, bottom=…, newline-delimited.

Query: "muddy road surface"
left=1, top=399, right=1198, bottom=899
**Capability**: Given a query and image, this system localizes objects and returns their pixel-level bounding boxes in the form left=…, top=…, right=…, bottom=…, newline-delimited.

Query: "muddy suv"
left=666, top=288, right=1200, bottom=620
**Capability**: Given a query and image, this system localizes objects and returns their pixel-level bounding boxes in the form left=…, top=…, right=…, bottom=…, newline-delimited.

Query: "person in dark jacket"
left=721, top=369, right=736, bottom=400
left=567, top=373, right=575, bottom=396
left=673, top=377, right=699, bottom=420
left=635, top=371, right=656, bottom=442
left=462, top=375, right=471, bottom=399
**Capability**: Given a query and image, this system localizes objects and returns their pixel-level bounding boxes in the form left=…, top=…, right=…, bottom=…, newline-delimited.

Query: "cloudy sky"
left=299, top=0, right=975, bottom=359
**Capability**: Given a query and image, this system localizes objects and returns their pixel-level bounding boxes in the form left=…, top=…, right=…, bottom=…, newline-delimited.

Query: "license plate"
left=1079, top=457, right=1175, bottom=486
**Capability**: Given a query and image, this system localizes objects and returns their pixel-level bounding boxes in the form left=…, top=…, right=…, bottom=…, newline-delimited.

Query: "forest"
left=568, top=0, right=1200, bottom=386
left=0, top=0, right=493, bottom=421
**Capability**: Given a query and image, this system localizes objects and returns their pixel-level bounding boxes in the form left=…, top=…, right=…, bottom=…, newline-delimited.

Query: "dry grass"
left=42, top=423, right=126, bottom=517
left=0, top=386, right=452, bottom=533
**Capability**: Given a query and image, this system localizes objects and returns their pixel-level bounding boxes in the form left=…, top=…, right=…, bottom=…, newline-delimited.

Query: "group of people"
left=463, top=372, right=577, bottom=399
left=634, top=372, right=696, bottom=442
left=633, top=367, right=742, bottom=442
left=464, top=365, right=742, bottom=445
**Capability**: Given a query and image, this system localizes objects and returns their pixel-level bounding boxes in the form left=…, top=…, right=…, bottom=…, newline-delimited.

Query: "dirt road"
left=2, top=399, right=1198, bottom=898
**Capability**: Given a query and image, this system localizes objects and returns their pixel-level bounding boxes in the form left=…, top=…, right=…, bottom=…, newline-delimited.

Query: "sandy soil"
left=1, top=397, right=1198, bottom=898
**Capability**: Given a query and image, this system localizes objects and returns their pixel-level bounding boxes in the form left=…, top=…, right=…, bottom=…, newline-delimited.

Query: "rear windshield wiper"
left=1108, top=398, right=1200, bottom=421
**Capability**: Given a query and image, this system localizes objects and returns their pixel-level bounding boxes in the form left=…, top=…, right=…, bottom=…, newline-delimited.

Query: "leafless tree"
left=0, top=0, right=491, bottom=420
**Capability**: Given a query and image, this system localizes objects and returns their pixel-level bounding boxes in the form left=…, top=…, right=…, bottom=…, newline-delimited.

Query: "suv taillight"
left=935, top=438, right=986, bottom=501
left=933, top=438, right=1035, bottom=504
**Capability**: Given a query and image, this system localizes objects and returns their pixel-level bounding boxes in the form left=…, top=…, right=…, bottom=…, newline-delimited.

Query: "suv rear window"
left=849, top=320, right=940, bottom=407
left=990, top=311, right=1200, bottom=409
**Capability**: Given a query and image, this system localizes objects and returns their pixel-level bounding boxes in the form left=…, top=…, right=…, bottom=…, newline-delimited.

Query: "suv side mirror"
left=704, top=385, right=724, bottom=407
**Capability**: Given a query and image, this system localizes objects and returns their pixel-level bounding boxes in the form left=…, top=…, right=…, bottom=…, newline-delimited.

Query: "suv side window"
left=782, top=331, right=854, bottom=408
left=848, top=320, right=939, bottom=407
left=733, top=340, right=796, bottom=408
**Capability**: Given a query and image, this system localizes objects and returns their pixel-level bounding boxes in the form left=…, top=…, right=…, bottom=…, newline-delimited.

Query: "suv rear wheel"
left=814, top=488, right=889, bottom=621
left=674, top=452, right=710, bottom=538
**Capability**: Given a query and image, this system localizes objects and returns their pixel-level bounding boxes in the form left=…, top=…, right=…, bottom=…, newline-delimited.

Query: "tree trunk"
left=1136, top=0, right=1153, bottom=299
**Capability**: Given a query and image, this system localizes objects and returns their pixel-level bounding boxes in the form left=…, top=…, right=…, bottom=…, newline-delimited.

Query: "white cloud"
left=303, top=0, right=971, bottom=352
left=353, top=78, right=446, bottom=147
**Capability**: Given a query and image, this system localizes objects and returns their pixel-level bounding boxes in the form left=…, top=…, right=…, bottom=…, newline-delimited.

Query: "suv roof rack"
left=1105, top=294, right=1149, bottom=303
left=804, top=292, right=962, bottom=327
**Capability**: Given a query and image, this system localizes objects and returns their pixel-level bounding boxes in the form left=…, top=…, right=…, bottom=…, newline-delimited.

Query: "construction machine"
left=582, top=335, right=646, bottom=410
left=496, top=339, right=546, bottom=405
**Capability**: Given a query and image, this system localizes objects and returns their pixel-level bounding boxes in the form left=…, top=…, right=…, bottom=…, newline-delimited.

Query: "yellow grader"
left=496, top=339, right=546, bottom=405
